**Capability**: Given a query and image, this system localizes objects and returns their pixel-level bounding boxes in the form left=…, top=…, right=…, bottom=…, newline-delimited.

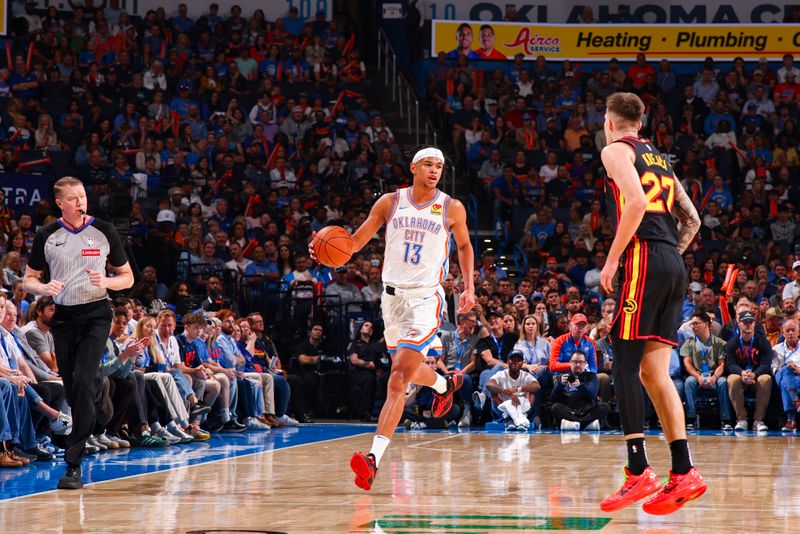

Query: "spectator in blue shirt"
left=492, top=166, right=519, bottom=222
left=169, top=82, right=198, bottom=119
left=283, top=7, right=305, bottom=36
left=567, top=250, right=593, bottom=293
left=554, top=83, right=578, bottom=123
left=282, top=48, right=311, bottom=83
left=142, top=25, right=165, bottom=57
left=467, top=131, right=496, bottom=164
left=529, top=208, right=556, bottom=246
left=9, top=57, right=39, bottom=99
left=693, top=69, right=720, bottom=103
left=204, top=3, right=223, bottom=28
left=707, top=175, right=734, bottom=211
left=170, top=3, right=194, bottom=33
left=704, top=100, right=736, bottom=135
left=176, top=313, right=239, bottom=432
left=681, top=282, right=704, bottom=322
left=656, top=59, right=676, bottom=92
left=244, top=245, right=281, bottom=321
left=209, top=198, right=235, bottom=232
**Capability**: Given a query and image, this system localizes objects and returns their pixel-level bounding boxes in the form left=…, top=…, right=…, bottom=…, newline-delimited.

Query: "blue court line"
left=0, top=424, right=372, bottom=501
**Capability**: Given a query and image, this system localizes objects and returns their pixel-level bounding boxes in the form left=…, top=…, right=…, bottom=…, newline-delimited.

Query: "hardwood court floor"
left=1, top=426, right=797, bottom=533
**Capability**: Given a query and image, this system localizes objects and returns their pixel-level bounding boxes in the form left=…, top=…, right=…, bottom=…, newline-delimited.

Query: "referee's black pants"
left=52, top=300, right=113, bottom=467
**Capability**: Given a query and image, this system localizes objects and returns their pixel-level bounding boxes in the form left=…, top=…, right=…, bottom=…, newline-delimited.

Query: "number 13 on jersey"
left=403, top=242, right=423, bottom=264
left=618, top=171, right=675, bottom=214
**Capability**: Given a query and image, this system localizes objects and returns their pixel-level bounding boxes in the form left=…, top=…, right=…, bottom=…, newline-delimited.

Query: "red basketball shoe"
left=600, top=466, right=662, bottom=512
left=642, top=467, right=707, bottom=515
left=431, top=374, right=464, bottom=418
left=350, top=452, right=378, bottom=491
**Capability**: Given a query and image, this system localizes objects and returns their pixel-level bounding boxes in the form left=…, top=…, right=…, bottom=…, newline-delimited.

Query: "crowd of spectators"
left=423, top=23, right=800, bottom=432
left=0, top=0, right=407, bottom=467
left=2, top=2, right=800, bottom=471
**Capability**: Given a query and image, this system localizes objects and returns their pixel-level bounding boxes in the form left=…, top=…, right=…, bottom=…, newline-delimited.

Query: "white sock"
left=370, top=435, right=391, bottom=467
left=167, top=421, right=178, bottom=431
left=151, top=422, right=162, bottom=433
left=431, top=374, right=448, bottom=394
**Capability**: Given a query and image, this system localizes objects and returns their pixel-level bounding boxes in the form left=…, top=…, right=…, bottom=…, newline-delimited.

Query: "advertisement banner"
left=432, top=19, right=800, bottom=61
left=0, top=173, right=52, bottom=213
left=421, top=1, right=798, bottom=24
left=0, top=0, right=7, bottom=36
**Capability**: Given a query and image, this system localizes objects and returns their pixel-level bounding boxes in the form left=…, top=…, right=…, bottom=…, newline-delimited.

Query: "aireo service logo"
left=504, top=27, right=561, bottom=55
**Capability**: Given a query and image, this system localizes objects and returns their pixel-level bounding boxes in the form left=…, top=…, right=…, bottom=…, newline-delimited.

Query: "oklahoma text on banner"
left=432, top=20, right=800, bottom=61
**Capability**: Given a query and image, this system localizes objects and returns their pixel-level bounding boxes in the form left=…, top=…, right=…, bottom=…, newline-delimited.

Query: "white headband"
left=411, top=147, right=445, bottom=165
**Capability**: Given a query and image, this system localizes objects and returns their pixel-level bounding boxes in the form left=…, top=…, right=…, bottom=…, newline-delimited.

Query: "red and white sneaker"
left=431, top=374, right=464, bottom=418
left=350, top=452, right=378, bottom=491
left=642, top=467, right=707, bottom=515
left=600, top=466, right=662, bottom=512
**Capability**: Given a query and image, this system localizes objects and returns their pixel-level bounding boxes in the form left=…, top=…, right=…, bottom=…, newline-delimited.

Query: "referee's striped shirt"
left=28, top=217, right=128, bottom=306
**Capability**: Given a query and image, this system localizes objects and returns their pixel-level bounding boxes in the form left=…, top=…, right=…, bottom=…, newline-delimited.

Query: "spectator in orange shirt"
left=549, top=313, right=598, bottom=373
left=627, top=53, right=655, bottom=89
left=564, top=117, right=589, bottom=151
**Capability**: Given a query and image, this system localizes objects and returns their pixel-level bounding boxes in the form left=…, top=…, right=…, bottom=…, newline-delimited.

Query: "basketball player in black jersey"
left=598, top=93, right=707, bottom=515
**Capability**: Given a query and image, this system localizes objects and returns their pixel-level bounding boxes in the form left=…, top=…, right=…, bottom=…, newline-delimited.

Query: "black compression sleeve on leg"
left=611, top=337, right=646, bottom=436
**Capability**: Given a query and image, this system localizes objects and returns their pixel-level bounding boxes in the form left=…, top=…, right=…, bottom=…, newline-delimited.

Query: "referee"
left=22, top=176, right=133, bottom=490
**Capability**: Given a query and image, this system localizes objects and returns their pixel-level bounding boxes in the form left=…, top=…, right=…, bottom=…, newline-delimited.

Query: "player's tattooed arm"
left=671, top=178, right=701, bottom=255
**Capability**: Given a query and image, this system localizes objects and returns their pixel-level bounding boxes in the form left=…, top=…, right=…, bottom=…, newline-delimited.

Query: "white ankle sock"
left=432, top=374, right=448, bottom=394
left=370, top=435, right=391, bottom=467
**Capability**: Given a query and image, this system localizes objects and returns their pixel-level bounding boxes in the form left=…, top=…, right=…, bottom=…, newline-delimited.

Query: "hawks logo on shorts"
left=623, top=298, right=638, bottom=314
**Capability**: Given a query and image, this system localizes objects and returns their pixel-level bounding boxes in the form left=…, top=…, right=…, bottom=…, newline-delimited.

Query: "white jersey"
left=382, top=187, right=451, bottom=289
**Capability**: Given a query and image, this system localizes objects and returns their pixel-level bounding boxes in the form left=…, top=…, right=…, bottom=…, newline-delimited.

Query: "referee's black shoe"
left=57, top=465, right=83, bottom=490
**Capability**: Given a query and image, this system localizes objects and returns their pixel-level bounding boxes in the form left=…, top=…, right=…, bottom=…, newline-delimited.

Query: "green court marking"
left=358, top=514, right=611, bottom=531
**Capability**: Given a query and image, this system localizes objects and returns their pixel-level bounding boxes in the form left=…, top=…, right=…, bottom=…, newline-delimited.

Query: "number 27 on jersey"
left=619, top=171, right=676, bottom=214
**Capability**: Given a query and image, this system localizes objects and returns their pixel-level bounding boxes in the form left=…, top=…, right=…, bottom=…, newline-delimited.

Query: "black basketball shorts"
left=610, top=237, right=686, bottom=347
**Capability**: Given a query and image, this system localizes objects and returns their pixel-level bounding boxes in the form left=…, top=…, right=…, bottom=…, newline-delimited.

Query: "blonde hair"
left=1, top=250, right=20, bottom=270
left=36, top=113, right=53, bottom=130
left=156, top=309, right=176, bottom=324
left=206, top=317, right=221, bottom=351
left=53, top=176, right=84, bottom=199
left=592, top=319, right=610, bottom=340
left=133, top=314, right=161, bottom=364
left=518, top=313, right=539, bottom=341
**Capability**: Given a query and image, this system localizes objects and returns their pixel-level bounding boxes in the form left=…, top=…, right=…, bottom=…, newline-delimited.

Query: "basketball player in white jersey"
left=310, top=147, right=475, bottom=490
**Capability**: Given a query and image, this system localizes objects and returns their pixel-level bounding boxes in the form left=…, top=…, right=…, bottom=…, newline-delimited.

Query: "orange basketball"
left=312, top=226, right=354, bottom=267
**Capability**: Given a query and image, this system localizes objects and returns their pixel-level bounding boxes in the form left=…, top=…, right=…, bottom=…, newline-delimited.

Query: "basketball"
left=312, top=226, right=354, bottom=267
